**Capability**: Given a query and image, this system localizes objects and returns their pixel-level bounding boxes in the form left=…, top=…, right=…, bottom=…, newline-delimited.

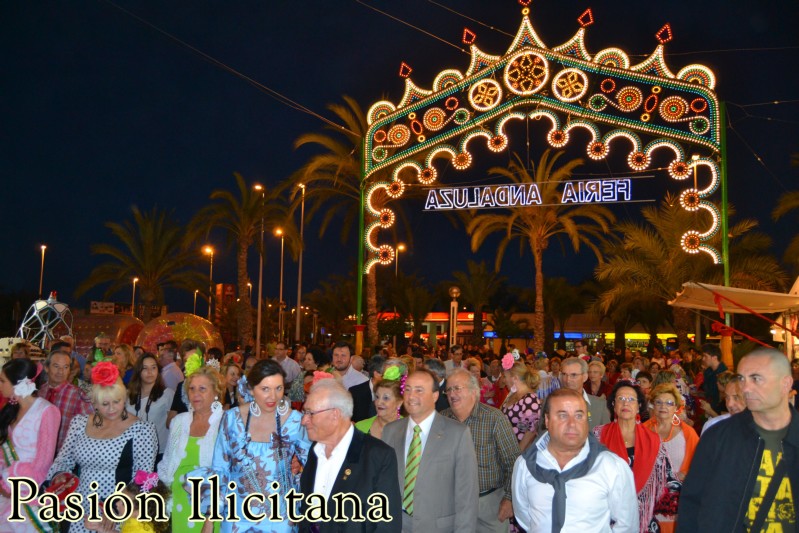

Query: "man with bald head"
left=678, top=348, right=799, bottom=532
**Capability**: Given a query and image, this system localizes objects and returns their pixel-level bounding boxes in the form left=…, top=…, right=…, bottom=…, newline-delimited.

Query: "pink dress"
left=0, top=397, right=60, bottom=533
left=501, top=392, right=542, bottom=442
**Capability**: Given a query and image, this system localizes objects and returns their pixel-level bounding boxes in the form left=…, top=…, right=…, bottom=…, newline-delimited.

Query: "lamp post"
left=203, top=245, right=214, bottom=321
left=39, top=245, right=47, bottom=299
left=131, top=277, right=139, bottom=317
left=254, top=184, right=265, bottom=357
left=275, top=228, right=285, bottom=343
left=193, top=289, right=199, bottom=315
left=393, top=243, right=406, bottom=350
left=247, top=282, right=252, bottom=303
left=295, top=183, right=306, bottom=343
left=448, top=286, right=461, bottom=348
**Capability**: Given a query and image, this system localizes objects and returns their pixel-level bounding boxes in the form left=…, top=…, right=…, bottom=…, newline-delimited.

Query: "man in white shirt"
left=512, top=388, right=638, bottom=533
left=159, top=341, right=183, bottom=390
left=443, top=344, right=466, bottom=375
left=299, top=378, right=401, bottom=532
left=273, top=340, right=302, bottom=386
left=560, top=357, right=610, bottom=431
left=333, top=341, right=369, bottom=389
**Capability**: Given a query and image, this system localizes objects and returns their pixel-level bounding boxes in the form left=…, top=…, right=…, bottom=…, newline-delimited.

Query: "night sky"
left=2, top=0, right=798, bottom=315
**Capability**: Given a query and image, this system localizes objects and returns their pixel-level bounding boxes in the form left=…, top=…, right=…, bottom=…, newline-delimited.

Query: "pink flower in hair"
left=134, top=471, right=158, bottom=493
left=501, top=353, right=515, bottom=370
left=312, top=371, right=334, bottom=384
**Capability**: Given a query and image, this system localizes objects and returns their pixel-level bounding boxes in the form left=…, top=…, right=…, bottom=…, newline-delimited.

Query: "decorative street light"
left=295, top=183, right=306, bottom=343
left=193, top=289, right=199, bottom=315
left=254, top=183, right=265, bottom=357
left=448, top=286, right=461, bottom=348
left=247, top=282, right=252, bottom=303
left=131, top=277, right=139, bottom=317
left=275, top=228, right=285, bottom=343
left=203, top=245, right=214, bottom=321
left=39, top=245, right=47, bottom=299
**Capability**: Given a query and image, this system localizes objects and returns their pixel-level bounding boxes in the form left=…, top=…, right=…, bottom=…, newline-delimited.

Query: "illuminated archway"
left=355, top=4, right=723, bottom=344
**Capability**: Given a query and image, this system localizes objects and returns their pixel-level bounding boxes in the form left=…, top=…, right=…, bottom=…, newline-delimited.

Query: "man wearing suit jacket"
left=382, top=369, right=479, bottom=533
left=300, top=377, right=402, bottom=532
left=350, top=355, right=386, bottom=423
left=560, top=357, right=611, bottom=431
left=425, top=359, right=450, bottom=412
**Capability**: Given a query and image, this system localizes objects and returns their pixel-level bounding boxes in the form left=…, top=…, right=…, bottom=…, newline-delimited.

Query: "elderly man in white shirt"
left=512, top=388, right=638, bottom=533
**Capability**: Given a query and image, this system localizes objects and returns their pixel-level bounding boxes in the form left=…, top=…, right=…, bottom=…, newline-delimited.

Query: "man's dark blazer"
left=350, top=380, right=376, bottom=423
left=435, top=379, right=449, bottom=412
left=299, top=427, right=402, bottom=532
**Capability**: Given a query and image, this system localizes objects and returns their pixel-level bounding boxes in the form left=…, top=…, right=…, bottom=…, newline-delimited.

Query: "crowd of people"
left=0, top=334, right=797, bottom=532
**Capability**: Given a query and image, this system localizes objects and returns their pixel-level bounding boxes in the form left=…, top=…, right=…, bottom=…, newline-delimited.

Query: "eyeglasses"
left=615, top=396, right=638, bottom=403
left=653, top=400, right=676, bottom=407
left=445, top=385, right=467, bottom=394
left=301, top=407, right=335, bottom=418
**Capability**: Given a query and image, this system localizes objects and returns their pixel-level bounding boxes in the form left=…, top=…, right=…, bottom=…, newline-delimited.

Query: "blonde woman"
left=500, top=356, right=541, bottom=451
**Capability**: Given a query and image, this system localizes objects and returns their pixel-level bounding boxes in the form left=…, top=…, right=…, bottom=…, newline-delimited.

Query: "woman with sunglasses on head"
left=642, top=383, right=698, bottom=533
left=192, top=359, right=310, bottom=532
left=593, top=381, right=672, bottom=533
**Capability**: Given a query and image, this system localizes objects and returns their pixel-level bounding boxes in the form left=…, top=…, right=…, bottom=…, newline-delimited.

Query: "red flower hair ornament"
left=91, top=361, right=120, bottom=386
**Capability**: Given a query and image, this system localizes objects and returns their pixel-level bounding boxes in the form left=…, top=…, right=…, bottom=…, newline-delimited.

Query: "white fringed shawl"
left=157, top=409, right=222, bottom=485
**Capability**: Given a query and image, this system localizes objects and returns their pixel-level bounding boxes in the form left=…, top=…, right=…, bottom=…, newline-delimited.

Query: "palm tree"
left=450, top=261, right=505, bottom=344
left=467, top=150, right=615, bottom=351
left=544, top=277, right=584, bottom=349
left=289, top=96, right=411, bottom=347
left=190, top=173, right=298, bottom=347
left=391, top=273, right=437, bottom=342
left=75, top=206, right=205, bottom=321
left=772, top=190, right=799, bottom=274
left=305, top=274, right=358, bottom=340
left=597, top=195, right=787, bottom=348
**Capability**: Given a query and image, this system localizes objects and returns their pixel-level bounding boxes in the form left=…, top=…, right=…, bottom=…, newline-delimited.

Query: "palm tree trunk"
left=237, top=240, right=253, bottom=347
left=672, top=307, right=694, bottom=351
left=533, top=247, right=545, bottom=352
left=366, top=268, right=378, bottom=348
left=472, top=303, right=483, bottom=345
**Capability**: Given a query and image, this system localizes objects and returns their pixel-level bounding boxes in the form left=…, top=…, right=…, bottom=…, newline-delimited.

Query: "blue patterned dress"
left=194, top=407, right=310, bottom=532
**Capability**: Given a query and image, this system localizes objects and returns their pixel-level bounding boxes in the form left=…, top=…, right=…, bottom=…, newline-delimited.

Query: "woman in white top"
left=126, top=352, right=175, bottom=467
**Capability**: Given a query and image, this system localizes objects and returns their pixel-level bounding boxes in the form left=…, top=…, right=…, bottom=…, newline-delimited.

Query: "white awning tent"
left=669, top=280, right=799, bottom=358
left=668, top=282, right=799, bottom=315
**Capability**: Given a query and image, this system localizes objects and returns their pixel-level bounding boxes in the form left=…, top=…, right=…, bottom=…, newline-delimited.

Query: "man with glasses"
left=444, top=344, right=467, bottom=376
left=382, top=370, right=478, bottom=532
left=299, top=377, right=401, bottom=532
left=573, top=339, right=590, bottom=361
left=559, top=357, right=610, bottom=431
left=442, top=369, right=519, bottom=532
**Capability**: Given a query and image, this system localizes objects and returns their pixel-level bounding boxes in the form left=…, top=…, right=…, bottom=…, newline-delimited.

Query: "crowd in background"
left=1, top=333, right=797, bottom=532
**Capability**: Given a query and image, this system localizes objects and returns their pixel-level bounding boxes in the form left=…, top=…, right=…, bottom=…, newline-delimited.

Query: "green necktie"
left=403, top=425, right=422, bottom=515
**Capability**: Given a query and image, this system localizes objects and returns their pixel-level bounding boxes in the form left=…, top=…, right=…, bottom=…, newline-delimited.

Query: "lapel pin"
left=343, top=468, right=351, bottom=480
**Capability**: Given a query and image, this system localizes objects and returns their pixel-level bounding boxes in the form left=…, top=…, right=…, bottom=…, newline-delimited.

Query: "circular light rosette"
left=627, top=151, right=650, bottom=171
left=547, top=130, right=569, bottom=148
left=668, top=160, right=692, bottom=180
left=378, top=208, right=396, bottom=228
left=551, top=68, right=588, bottom=103
left=659, top=96, right=688, bottom=122
left=681, top=231, right=702, bottom=253
left=504, top=50, right=549, bottom=96
left=418, top=166, right=437, bottom=185
left=377, top=245, right=395, bottom=265
left=679, top=189, right=701, bottom=211
left=452, top=152, right=473, bottom=170
left=616, top=87, right=643, bottom=112
left=386, top=179, right=406, bottom=199
left=587, top=141, right=608, bottom=160
left=469, top=79, right=503, bottom=112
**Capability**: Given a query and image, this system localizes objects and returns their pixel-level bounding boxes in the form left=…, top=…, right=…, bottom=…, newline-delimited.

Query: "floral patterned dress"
left=501, top=392, right=542, bottom=443
left=193, top=406, right=310, bottom=532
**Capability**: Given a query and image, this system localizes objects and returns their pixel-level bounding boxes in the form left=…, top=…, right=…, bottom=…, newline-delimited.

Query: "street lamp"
left=203, top=245, right=214, bottom=321
left=393, top=243, right=406, bottom=349
left=254, top=183, right=265, bottom=357
left=193, top=289, right=199, bottom=315
left=275, top=228, right=285, bottom=343
left=247, top=282, right=252, bottom=303
left=295, top=183, right=306, bottom=343
left=131, top=277, right=139, bottom=317
left=448, top=286, right=461, bottom=348
left=39, top=245, right=47, bottom=299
